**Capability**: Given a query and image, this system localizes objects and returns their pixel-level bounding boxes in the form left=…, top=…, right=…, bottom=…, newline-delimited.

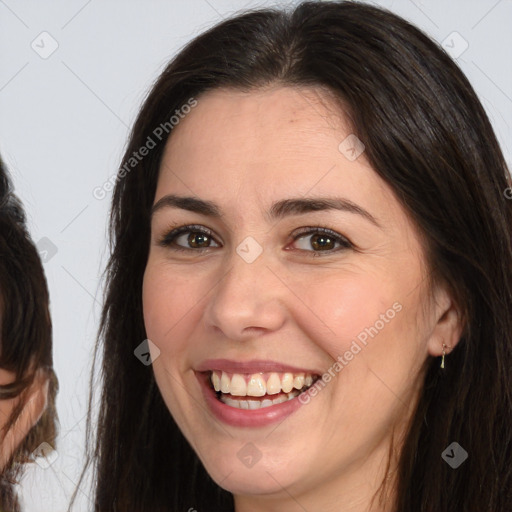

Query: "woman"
left=77, top=1, right=512, bottom=510
left=0, top=156, right=58, bottom=511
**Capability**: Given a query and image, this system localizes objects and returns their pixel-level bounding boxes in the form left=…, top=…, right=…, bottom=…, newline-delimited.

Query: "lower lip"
left=196, top=371, right=307, bottom=427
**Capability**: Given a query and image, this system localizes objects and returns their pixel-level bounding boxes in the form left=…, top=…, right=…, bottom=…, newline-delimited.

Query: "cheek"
left=288, top=267, right=399, bottom=358
left=142, top=263, right=198, bottom=422
left=142, top=262, right=202, bottom=348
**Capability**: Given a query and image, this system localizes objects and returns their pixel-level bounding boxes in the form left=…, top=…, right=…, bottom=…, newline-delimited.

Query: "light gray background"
left=1, top=0, right=511, bottom=510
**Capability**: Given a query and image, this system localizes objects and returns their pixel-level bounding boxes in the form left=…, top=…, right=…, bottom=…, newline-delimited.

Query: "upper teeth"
left=210, top=371, right=314, bottom=396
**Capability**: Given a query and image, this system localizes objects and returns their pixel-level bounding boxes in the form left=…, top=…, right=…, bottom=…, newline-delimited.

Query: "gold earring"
left=440, top=342, right=450, bottom=369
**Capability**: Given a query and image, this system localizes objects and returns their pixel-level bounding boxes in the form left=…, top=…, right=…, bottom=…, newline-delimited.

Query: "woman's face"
left=143, top=86, right=460, bottom=507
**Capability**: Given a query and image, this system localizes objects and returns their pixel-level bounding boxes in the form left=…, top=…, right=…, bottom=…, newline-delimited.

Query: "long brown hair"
left=0, top=157, right=59, bottom=511
left=75, top=1, right=512, bottom=510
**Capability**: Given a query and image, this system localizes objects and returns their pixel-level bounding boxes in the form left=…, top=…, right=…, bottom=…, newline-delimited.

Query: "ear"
left=426, top=281, right=464, bottom=358
left=0, top=369, right=50, bottom=472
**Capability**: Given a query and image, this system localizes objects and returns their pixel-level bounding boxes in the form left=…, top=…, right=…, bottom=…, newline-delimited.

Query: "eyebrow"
left=151, top=194, right=381, bottom=228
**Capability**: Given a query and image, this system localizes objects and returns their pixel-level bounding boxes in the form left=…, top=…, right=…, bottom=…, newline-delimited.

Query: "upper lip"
left=195, top=358, right=322, bottom=375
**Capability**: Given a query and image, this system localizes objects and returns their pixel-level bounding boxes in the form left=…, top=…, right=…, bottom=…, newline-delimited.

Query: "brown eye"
left=159, top=225, right=220, bottom=251
left=187, top=232, right=212, bottom=248
left=309, top=233, right=336, bottom=251
left=292, top=227, right=352, bottom=255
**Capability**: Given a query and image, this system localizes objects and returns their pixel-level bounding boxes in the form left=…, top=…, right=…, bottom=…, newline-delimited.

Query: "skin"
left=142, top=86, right=462, bottom=512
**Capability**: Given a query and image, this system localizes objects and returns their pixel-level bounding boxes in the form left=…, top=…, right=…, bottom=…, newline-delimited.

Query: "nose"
left=203, top=244, right=287, bottom=341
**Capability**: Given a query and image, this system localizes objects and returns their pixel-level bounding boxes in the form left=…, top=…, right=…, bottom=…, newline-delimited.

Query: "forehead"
left=156, top=86, right=406, bottom=233
left=160, top=87, right=371, bottom=188
left=163, top=85, right=349, bottom=167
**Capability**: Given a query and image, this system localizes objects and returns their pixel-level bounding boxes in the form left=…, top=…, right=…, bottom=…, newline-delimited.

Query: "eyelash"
left=157, top=223, right=353, bottom=257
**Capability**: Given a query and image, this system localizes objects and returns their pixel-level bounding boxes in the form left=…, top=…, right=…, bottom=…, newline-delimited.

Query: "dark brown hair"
left=0, top=157, right=58, bottom=511
left=76, top=1, right=512, bottom=510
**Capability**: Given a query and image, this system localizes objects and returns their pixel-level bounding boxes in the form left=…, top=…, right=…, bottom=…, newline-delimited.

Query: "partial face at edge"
left=0, top=303, right=50, bottom=472
left=142, top=86, right=460, bottom=504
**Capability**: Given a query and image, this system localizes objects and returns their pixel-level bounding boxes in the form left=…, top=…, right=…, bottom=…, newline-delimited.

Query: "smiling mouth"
left=207, top=370, right=321, bottom=410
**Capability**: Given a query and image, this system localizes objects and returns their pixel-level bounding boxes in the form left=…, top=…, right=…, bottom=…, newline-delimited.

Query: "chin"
left=201, top=451, right=302, bottom=496
left=214, top=470, right=295, bottom=496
